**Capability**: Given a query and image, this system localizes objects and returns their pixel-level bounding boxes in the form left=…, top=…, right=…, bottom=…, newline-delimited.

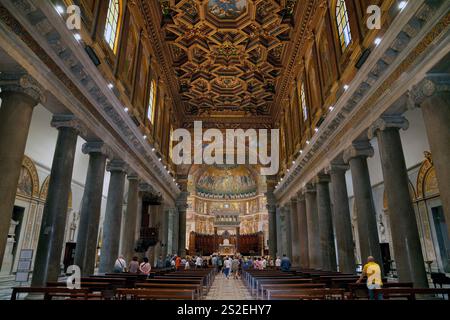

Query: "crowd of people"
left=113, top=253, right=293, bottom=277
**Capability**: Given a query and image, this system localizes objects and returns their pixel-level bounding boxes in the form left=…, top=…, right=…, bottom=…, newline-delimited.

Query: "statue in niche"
left=379, top=213, right=387, bottom=243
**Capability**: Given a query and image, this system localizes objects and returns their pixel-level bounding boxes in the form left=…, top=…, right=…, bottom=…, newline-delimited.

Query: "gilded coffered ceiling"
left=144, top=0, right=304, bottom=128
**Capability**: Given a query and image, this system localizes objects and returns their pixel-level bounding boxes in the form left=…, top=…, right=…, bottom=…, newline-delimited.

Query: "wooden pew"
left=254, top=278, right=313, bottom=299
left=115, top=288, right=196, bottom=300
left=262, top=283, right=327, bottom=300
left=269, top=288, right=346, bottom=300
left=374, top=288, right=450, bottom=300
left=135, top=282, right=203, bottom=299
left=11, top=287, right=90, bottom=300
left=348, top=282, right=414, bottom=299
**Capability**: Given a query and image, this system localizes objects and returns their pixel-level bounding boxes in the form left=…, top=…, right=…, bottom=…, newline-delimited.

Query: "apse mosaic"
left=196, top=164, right=257, bottom=198
left=207, top=0, right=247, bottom=19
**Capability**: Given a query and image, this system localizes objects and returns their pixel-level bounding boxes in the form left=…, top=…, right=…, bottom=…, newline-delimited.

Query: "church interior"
left=0, top=0, right=449, bottom=302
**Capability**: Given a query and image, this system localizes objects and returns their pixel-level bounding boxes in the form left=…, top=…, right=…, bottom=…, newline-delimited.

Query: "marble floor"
left=206, top=272, right=253, bottom=300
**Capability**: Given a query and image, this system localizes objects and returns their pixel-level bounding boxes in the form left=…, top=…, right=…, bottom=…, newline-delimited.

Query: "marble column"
left=267, top=203, right=277, bottom=259
left=98, top=159, right=127, bottom=273
left=177, top=192, right=189, bottom=256
left=74, top=141, right=108, bottom=276
left=304, top=183, right=321, bottom=269
left=167, top=208, right=175, bottom=255
left=316, top=173, right=337, bottom=271
left=369, top=115, right=428, bottom=287
left=121, top=173, right=139, bottom=264
left=296, top=192, right=309, bottom=268
left=343, top=140, right=383, bottom=269
left=32, top=115, right=83, bottom=286
left=172, top=208, right=179, bottom=255
left=160, top=206, right=170, bottom=259
left=413, top=76, right=450, bottom=235
left=0, top=74, right=43, bottom=267
left=283, top=205, right=293, bottom=259
left=329, top=160, right=356, bottom=274
left=289, top=198, right=300, bottom=266
left=275, top=206, right=284, bottom=257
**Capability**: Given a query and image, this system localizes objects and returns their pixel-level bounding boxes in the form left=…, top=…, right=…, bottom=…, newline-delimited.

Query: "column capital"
left=368, top=114, right=409, bottom=139
left=343, top=140, right=374, bottom=163
left=106, top=159, right=127, bottom=173
left=0, top=73, right=46, bottom=104
left=329, top=161, right=349, bottom=174
left=127, top=173, right=139, bottom=181
left=266, top=203, right=277, bottom=212
left=51, top=114, right=87, bottom=137
left=411, top=74, right=450, bottom=106
left=82, top=141, right=112, bottom=157
left=303, top=182, right=316, bottom=194
left=315, top=172, right=330, bottom=184
left=296, top=191, right=305, bottom=201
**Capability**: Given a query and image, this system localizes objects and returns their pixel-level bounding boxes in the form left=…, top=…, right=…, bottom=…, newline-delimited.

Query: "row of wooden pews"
left=11, top=268, right=215, bottom=300
left=242, top=269, right=450, bottom=300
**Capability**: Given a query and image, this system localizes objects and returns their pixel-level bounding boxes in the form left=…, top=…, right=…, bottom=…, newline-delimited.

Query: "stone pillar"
left=160, top=206, right=170, bottom=259
left=329, top=160, right=356, bottom=274
left=0, top=74, right=43, bottom=267
left=296, top=192, right=309, bottom=268
left=304, top=183, right=321, bottom=269
left=74, top=141, right=108, bottom=276
left=172, top=208, right=179, bottom=255
left=275, top=206, right=284, bottom=257
left=32, top=115, right=83, bottom=286
left=177, top=192, right=189, bottom=256
left=267, top=203, right=277, bottom=259
left=343, top=140, right=383, bottom=269
left=412, top=76, right=450, bottom=235
left=236, top=227, right=240, bottom=253
left=369, top=115, right=428, bottom=287
left=289, top=198, right=300, bottom=266
left=98, top=159, right=127, bottom=273
left=316, top=173, right=337, bottom=271
left=166, top=208, right=175, bottom=255
left=282, top=205, right=292, bottom=259
left=120, top=173, right=139, bottom=264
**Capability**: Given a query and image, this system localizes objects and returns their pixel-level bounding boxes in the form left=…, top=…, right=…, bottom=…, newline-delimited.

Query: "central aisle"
left=206, top=272, right=253, bottom=300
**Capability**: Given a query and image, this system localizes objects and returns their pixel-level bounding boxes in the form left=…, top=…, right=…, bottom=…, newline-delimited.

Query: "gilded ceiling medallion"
left=207, top=0, right=247, bottom=20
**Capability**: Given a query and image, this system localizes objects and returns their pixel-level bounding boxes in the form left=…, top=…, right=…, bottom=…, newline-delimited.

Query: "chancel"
left=0, top=0, right=449, bottom=303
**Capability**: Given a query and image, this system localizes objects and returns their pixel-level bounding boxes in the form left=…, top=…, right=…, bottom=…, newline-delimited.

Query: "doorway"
left=431, top=206, right=450, bottom=273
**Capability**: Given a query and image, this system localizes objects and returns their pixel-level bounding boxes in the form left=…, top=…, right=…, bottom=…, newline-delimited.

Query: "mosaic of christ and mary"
left=208, top=0, right=247, bottom=19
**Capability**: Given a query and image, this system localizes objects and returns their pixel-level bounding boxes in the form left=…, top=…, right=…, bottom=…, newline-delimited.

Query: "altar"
left=218, top=239, right=236, bottom=256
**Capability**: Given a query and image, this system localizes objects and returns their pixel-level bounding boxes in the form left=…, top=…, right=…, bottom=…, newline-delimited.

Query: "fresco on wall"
left=208, top=0, right=247, bottom=19
left=16, top=167, right=32, bottom=197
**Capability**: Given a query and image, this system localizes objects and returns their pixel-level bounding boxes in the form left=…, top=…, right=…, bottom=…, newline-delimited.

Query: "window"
left=147, top=80, right=156, bottom=123
left=104, top=0, right=120, bottom=53
left=336, top=0, right=352, bottom=50
left=300, top=83, right=308, bottom=121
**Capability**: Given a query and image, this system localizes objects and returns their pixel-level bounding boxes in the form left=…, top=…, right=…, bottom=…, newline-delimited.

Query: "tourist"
left=280, top=254, right=291, bottom=272
left=212, top=255, right=218, bottom=273
left=113, top=255, right=127, bottom=273
left=165, top=255, right=172, bottom=268
left=275, top=256, right=281, bottom=269
left=223, top=257, right=232, bottom=279
left=218, top=256, right=223, bottom=273
left=195, top=255, right=203, bottom=269
left=175, top=255, right=182, bottom=271
left=139, top=257, right=151, bottom=275
left=128, top=256, right=139, bottom=274
left=185, top=257, right=191, bottom=270
left=231, top=256, right=240, bottom=279
left=156, top=255, right=164, bottom=269
left=357, top=256, right=383, bottom=300
left=262, top=257, right=268, bottom=269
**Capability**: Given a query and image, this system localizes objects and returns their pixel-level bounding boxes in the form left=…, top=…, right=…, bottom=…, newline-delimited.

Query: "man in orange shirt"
left=175, top=255, right=182, bottom=271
